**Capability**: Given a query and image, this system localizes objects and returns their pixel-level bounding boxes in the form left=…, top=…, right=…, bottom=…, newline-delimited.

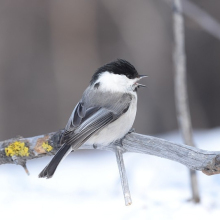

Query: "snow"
left=1, top=128, right=220, bottom=220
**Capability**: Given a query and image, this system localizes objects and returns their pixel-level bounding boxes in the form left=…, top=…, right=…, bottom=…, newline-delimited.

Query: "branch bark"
left=0, top=130, right=220, bottom=176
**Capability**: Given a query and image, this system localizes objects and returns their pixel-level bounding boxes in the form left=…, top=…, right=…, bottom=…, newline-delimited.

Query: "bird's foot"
left=114, top=138, right=126, bottom=152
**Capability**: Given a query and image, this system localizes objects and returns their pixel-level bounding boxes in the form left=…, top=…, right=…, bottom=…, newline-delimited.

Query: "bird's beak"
left=135, top=75, right=148, bottom=88
left=139, top=75, right=148, bottom=79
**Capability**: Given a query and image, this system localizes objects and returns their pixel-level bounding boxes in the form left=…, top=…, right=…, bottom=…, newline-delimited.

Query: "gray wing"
left=60, top=90, right=132, bottom=149
left=39, top=89, right=132, bottom=179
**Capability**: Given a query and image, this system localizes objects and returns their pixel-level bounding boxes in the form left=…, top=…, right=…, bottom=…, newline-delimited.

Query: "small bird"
left=39, top=59, right=146, bottom=178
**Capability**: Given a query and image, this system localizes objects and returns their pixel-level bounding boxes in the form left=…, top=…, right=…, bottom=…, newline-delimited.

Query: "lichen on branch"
left=5, top=141, right=29, bottom=157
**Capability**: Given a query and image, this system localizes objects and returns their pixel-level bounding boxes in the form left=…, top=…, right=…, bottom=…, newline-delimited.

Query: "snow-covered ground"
left=1, top=128, right=220, bottom=220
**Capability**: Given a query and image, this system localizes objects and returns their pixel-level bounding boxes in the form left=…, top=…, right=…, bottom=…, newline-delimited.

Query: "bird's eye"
left=94, top=82, right=100, bottom=89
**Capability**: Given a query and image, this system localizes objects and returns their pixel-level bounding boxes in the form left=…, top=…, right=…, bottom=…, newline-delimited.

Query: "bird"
left=39, top=59, right=147, bottom=179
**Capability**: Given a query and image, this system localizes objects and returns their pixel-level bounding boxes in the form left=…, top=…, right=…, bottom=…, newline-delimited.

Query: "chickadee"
left=39, top=59, right=146, bottom=178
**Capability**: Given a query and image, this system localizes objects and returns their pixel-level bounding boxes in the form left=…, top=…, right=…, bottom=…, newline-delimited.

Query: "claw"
left=114, top=139, right=123, bottom=148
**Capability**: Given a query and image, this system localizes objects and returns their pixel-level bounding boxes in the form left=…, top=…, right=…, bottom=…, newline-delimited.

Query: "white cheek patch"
left=97, top=71, right=134, bottom=93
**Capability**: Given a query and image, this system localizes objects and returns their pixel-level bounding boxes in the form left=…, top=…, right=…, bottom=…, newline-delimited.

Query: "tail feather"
left=38, top=144, right=72, bottom=179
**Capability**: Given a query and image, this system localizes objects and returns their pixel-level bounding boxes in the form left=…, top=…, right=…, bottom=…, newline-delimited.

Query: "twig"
left=172, top=0, right=200, bottom=203
left=22, top=163, right=30, bottom=176
left=115, top=146, right=132, bottom=206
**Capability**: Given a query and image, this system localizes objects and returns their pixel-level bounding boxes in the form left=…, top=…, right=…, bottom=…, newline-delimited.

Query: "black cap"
left=91, top=59, right=138, bottom=84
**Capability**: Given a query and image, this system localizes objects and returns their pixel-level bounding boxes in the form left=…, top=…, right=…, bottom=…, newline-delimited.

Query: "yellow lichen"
left=42, top=142, right=53, bottom=152
left=5, top=141, right=29, bottom=157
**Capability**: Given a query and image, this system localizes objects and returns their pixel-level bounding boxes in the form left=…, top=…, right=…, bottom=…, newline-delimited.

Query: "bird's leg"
left=114, top=138, right=132, bottom=206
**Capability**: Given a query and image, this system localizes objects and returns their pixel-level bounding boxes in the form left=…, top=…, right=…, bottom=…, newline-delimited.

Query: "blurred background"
left=0, top=0, right=220, bottom=141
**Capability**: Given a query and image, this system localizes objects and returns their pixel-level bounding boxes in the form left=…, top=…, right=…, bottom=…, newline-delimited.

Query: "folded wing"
left=39, top=92, right=132, bottom=178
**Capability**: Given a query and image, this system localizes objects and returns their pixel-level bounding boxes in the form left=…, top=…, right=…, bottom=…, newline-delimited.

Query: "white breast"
left=86, top=93, right=137, bottom=146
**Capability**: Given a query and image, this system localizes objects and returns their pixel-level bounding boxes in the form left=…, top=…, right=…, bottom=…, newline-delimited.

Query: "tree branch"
left=172, top=0, right=200, bottom=203
left=115, top=146, right=132, bottom=206
left=0, top=130, right=220, bottom=176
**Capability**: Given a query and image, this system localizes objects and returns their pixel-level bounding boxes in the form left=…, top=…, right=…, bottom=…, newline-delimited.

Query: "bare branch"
left=0, top=131, right=220, bottom=176
left=172, top=0, right=200, bottom=203
left=115, top=146, right=132, bottom=206
left=173, top=0, right=194, bottom=146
